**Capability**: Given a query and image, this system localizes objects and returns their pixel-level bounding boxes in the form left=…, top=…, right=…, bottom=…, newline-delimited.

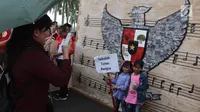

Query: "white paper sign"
left=94, top=53, right=119, bottom=74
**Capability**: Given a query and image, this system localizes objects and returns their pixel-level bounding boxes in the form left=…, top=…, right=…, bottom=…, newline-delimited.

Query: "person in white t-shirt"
left=53, top=23, right=72, bottom=100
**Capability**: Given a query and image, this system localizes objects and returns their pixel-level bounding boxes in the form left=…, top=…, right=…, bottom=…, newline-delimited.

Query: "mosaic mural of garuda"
left=101, top=0, right=190, bottom=72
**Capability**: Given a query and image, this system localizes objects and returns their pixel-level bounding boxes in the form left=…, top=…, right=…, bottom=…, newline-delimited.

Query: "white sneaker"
left=53, top=96, right=67, bottom=100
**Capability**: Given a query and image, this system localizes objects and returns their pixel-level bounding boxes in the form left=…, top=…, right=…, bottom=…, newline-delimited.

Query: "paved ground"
left=53, top=90, right=112, bottom=112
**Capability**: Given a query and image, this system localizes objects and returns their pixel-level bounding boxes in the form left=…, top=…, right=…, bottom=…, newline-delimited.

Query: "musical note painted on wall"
left=77, top=54, right=200, bottom=101
left=148, top=74, right=200, bottom=102
left=160, top=80, right=165, bottom=89
left=76, top=73, right=161, bottom=100
left=173, top=54, right=178, bottom=64
left=188, top=84, right=194, bottom=93
left=85, top=15, right=90, bottom=26
left=76, top=73, right=110, bottom=94
left=193, top=56, right=200, bottom=66
left=177, top=87, right=182, bottom=95
left=169, top=83, right=175, bottom=92
left=190, top=23, right=196, bottom=33
left=81, top=37, right=200, bottom=70
left=83, top=36, right=87, bottom=47
left=84, top=16, right=200, bottom=39
left=183, top=52, right=188, bottom=60
left=80, top=41, right=200, bottom=70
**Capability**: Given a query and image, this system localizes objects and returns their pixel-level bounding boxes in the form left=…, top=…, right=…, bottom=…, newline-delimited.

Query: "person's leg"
left=127, top=104, right=131, bottom=112
left=121, top=100, right=127, bottom=112
left=54, top=59, right=68, bottom=100
left=56, top=59, right=62, bottom=95
left=114, top=98, right=121, bottom=112
left=59, top=86, right=68, bottom=98
left=135, top=105, right=141, bottom=112
left=127, top=104, right=136, bottom=112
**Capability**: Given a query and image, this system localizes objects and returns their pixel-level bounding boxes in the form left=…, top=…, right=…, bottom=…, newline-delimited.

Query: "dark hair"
left=63, top=23, right=72, bottom=29
left=60, top=25, right=67, bottom=32
left=6, top=15, right=52, bottom=69
left=52, top=21, right=57, bottom=26
left=119, top=61, right=132, bottom=74
left=34, top=15, right=52, bottom=32
left=134, top=60, right=144, bottom=68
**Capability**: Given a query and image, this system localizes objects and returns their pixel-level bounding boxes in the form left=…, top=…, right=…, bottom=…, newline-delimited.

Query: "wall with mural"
left=72, top=0, right=200, bottom=111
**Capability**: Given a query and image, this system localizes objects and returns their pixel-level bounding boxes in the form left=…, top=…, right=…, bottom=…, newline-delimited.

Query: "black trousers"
left=56, top=59, right=69, bottom=98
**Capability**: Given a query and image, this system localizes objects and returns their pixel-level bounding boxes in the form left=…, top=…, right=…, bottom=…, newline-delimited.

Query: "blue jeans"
left=127, top=104, right=141, bottom=112
left=115, top=97, right=126, bottom=112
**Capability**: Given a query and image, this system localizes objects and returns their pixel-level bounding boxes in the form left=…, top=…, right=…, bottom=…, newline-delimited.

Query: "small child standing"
left=125, top=60, right=148, bottom=112
left=111, top=61, right=132, bottom=112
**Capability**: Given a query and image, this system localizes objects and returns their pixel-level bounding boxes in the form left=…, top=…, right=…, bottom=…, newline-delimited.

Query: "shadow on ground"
left=53, top=89, right=112, bottom=112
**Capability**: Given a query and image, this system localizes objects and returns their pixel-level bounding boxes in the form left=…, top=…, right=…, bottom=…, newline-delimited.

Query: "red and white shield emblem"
left=0, top=29, right=12, bottom=50
left=121, top=28, right=148, bottom=63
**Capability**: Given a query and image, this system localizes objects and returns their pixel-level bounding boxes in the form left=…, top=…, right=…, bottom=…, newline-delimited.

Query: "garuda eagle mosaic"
left=101, top=0, right=190, bottom=72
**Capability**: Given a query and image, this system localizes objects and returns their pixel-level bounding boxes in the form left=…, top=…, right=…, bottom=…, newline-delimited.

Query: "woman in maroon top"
left=6, top=15, right=72, bottom=112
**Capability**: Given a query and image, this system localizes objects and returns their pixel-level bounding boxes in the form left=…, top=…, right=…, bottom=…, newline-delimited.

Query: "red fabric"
left=0, top=29, right=12, bottom=50
left=69, top=36, right=76, bottom=54
left=122, top=28, right=144, bottom=64
left=12, top=41, right=72, bottom=112
left=0, top=29, right=11, bottom=41
left=122, top=28, right=135, bottom=44
left=130, top=47, right=144, bottom=63
left=56, top=35, right=63, bottom=49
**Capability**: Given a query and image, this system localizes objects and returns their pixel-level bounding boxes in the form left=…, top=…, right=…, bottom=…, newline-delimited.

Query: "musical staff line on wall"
left=76, top=73, right=110, bottom=94
left=75, top=73, right=181, bottom=112
left=143, top=101, right=180, bottom=112
left=85, top=16, right=200, bottom=28
left=148, top=75, right=200, bottom=101
left=81, top=37, right=200, bottom=70
left=82, top=36, right=107, bottom=50
left=84, top=16, right=200, bottom=39
left=78, top=54, right=200, bottom=101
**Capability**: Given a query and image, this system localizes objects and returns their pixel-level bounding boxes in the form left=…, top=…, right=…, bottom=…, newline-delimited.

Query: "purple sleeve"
left=111, top=76, right=118, bottom=85
left=116, top=75, right=130, bottom=90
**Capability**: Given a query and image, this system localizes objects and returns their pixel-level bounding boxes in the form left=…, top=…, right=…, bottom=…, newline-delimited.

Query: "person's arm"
left=53, top=52, right=63, bottom=58
left=111, top=75, right=118, bottom=85
left=116, top=75, right=130, bottom=91
left=29, top=49, right=72, bottom=87
left=136, top=73, right=149, bottom=91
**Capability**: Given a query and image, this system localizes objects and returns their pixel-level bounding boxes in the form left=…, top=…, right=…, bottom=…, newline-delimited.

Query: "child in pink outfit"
left=125, top=73, right=140, bottom=104
left=125, top=60, right=148, bottom=112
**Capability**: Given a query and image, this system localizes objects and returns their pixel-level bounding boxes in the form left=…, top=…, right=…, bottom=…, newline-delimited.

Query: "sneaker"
left=53, top=95, right=67, bottom=100
left=55, top=93, right=68, bottom=97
